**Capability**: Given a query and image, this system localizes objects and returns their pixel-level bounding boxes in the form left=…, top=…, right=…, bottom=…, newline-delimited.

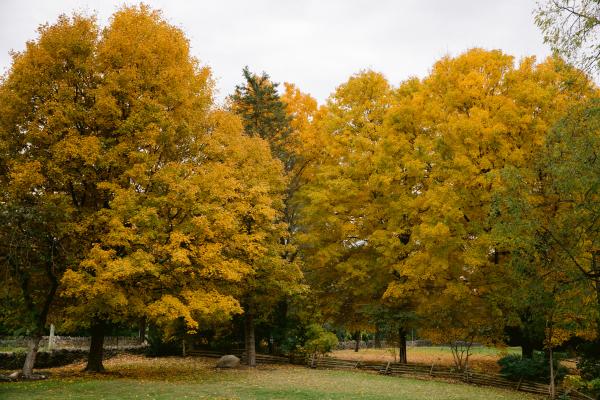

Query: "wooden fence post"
left=384, top=361, right=390, bottom=374
left=48, top=324, right=55, bottom=350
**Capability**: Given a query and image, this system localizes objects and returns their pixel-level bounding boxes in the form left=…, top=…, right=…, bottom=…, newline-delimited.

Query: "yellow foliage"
left=0, top=5, right=293, bottom=336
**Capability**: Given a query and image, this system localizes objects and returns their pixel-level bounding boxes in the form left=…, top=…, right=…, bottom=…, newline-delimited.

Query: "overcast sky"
left=0, top=0, right=550, bottom=104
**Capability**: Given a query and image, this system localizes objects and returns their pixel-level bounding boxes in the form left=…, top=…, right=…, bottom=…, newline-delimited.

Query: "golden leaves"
left=8, top=161, right=44, bottom=193
left=0, top=3, right=295, bottom=336
left=147, top=291, right=243, bottom=335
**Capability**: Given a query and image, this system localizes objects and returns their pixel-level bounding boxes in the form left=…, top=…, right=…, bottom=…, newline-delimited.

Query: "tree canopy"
left=2, top=4, right=600, bottom=388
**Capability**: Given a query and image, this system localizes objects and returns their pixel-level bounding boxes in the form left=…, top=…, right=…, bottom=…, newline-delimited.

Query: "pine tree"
left=230, top=67, right=292, bottom=170
left=230, top=68, right=303, bottom=366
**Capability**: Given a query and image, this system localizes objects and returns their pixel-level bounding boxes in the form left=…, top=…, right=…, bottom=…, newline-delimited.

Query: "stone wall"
left=0, top=336, right=144, bottom=350
left=0, top=346, right=147, bottom=370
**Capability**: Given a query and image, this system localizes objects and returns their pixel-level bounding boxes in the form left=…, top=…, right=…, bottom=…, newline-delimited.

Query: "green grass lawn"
left=0, top=347, right=27, bottom=353
left=0, top=355, right=540, bottom=400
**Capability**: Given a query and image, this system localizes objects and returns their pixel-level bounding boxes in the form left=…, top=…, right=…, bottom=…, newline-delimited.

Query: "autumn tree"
left=0, top=199, right=75, bottom=378
left=383, top=49, right=596, bottom=370
left=229, top=68, right=304, bottom=366
left=0, top=13, right=99, bottom=377
left=55, top=5, right=221, bottom=372
left=64, top=7, right=295, bottom=372
left=1, top=5, right=289, bottom=374
left=280, top=82, right=323, bottom=236
left=296, top=71, right=410, bottom=354
left=494, top=100, right=600, bottom=366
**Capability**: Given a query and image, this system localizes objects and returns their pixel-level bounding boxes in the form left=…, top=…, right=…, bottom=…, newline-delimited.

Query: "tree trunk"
left=85, top=319, right=106, bottom=372
left=244, top=313, right=256, bottom=367
left=398, top=327, right=407, bottom=364
left=549, top=347, right=555, bottom=399
left=21, top=334, right=43, bottom=378
left=521, top=340, right=534, bottom=359
left=268, top=334, right=274, bottom=354
left=353, top=331, right=360, bottom=352
left=138, top=318, right=147, bottom=344
left=48, top=324, right=56, bottom=350
left=595, top=260, right=600, bottom=339
left=17, top=249, right=59, bottom=379
left=374, top=328, right=382, bottom=349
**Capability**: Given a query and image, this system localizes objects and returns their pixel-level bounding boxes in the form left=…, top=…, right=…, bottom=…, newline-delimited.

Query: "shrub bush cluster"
left=498, top=353, right=567, bottom=383
left=575, top=342, right=600, bottom=398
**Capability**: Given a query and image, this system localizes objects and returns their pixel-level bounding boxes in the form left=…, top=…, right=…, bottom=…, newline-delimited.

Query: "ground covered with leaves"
left=0, top=355, right=542, bottom=399
left=333, top=346, right=522, bottom=373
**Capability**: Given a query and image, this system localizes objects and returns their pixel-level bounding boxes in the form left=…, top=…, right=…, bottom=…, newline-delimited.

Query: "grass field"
left=0, top=354, right=540, bottom=400
left=333, top=346, right=522, bottom=373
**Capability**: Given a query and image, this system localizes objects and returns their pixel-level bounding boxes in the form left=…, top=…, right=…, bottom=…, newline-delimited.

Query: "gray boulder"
left=216, top=354, right=240, bottom=368
left=8, top=371, right=21, bottom=380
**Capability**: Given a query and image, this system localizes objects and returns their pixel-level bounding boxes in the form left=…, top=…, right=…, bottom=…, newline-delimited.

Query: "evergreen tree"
left=230, top=68, right=303, bottom=366
left=230, top=67, right=293, bottom=170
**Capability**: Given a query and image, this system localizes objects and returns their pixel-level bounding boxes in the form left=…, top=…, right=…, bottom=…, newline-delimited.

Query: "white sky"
left=0, top=0, right=550, bottom=104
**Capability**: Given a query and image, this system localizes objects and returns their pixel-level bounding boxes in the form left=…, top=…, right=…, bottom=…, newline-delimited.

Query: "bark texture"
left=244, top=313, right=256, bottom=367
left=398, top=327, right=407, bottom=364
left=21, top=335, right=42, bottom=378
left=84, top=319, right=106, bottom=372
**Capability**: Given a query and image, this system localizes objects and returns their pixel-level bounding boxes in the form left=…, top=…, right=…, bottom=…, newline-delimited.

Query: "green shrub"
left=303, top=324, right=338, bottom=356
left=573, top=341, right=600, bottom=398
left=579, top=356, right=600, bottom=381
left=498, top=353, right=567, bottom=383
left=587, top=378, right=600, bottom=391
left=577, top=343, right=600, bottom=381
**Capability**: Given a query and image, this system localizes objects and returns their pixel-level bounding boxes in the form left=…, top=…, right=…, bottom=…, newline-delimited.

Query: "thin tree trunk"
left=374, top=328, right=382, bottom=349
left=244, top=312, right=256, bottom=367
left=138, top=318, right=147, bottom=344
left=85, top=319, right=105, bottom=372
left=16, top=248, right=59, bottom=379
left=21, top=334, right=42, bottom=378
left=48, top=324, right=55, bottom=350
left=549, top=347, right=555, bottom=399
left=398, top=327, right=407, bottom=364
left=594, top=253, right=600, bottom=338
left=354, top=331, right=360, bottom=352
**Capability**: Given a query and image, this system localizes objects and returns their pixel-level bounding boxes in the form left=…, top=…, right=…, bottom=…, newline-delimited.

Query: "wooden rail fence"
left=310, top=357, right=593, bottom=399
left=188, top=350, right=593, bottom=399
